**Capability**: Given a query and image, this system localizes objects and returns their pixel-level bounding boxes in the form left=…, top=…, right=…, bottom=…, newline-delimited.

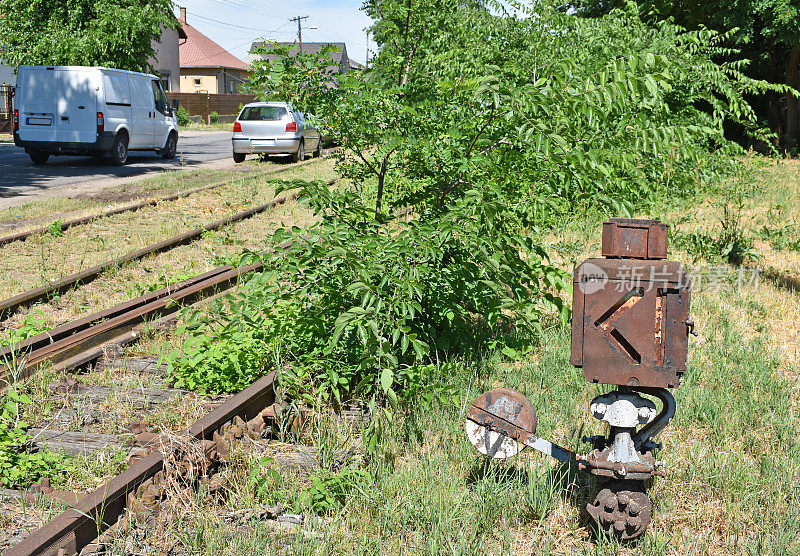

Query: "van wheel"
left=162, top=132, right=178, bottom=160
left=111, top=133, right=129, bottom=166
left=29, top=153, right=49, bottom=165
left=233, top=152, right=246, bottom=163
left=292, top=140, right=305, bottom=163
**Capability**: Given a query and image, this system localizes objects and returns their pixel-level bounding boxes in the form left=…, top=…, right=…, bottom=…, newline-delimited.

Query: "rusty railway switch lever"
left=465, top=218, right=692, bottom=542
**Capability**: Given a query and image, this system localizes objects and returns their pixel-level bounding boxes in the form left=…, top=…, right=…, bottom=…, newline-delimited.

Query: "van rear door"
left=56, top=68, right=98, bottom=144
left=17, top=66, right=59, bottom=143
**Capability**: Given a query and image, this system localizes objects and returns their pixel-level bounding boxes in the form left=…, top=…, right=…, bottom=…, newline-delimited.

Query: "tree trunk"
left=785, top=47, right=800, bottom=151
left=375, top=155, right=388, bottom=221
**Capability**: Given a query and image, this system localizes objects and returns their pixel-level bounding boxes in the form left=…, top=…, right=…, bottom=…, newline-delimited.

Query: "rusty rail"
left=0, top=190, right=303, bottom=320
left=5, top=372, right=277, bottom=556
left=0, top=174, right=335, bottom=321
left=0, top=154, right=329, bottom=248
left=0, top=260, right=265, bottom=385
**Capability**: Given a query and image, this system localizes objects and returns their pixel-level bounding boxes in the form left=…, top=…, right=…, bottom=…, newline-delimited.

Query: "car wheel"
left=233, top=152, right=246, bottom=163
left=29, top=152, right=49, bottom=165
left=314, top=140, right=322, bottom=158
left=111, top=132, right=129, bottom=166
left=292, top=140, right=305, bottom=163
left=161, top=132, right=178, bottom=160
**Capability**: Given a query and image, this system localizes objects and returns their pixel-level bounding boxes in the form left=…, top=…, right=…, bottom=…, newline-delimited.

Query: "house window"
left=194, top=78, right=201, bottom=86
left=160, top=78, right=170, bottom=92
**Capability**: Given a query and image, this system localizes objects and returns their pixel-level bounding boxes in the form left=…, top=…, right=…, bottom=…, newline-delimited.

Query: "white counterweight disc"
left=465, top=419, right=521, bottom=459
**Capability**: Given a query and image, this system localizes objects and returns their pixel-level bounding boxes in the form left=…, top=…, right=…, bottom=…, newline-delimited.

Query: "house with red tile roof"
left=178, top=8, right=249, bottom=95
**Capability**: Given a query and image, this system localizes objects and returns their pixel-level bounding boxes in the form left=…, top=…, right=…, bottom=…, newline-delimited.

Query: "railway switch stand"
left=466, top=218, right=693, bottom=540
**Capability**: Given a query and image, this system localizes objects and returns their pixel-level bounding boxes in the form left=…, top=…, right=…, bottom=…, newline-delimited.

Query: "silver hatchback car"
left=232, top=102, right=322, bottom=163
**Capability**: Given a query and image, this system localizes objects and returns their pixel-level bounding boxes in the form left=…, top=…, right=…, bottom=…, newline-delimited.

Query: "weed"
left=0, top=388, right=72, bottom=488
left=0, top=310, right=49, bottom=347
left=759, top=223, right=800, bottom=252
left=249, top=455, right=371, bottom=515
left=47, top=219, right=63, bottom=237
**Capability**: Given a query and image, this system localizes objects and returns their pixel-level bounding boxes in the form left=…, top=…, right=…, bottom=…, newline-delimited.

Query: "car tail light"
left=97, top=112, right=104, bottom=132
left=13, top=110, right=18, bottom=132
left=285, top=122, right=297, bottom=133
left=233, top=121, right=242, bottom=133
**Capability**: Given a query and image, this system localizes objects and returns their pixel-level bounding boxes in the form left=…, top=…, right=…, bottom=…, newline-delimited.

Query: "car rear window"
left=239, top=106, right=289, bottom=121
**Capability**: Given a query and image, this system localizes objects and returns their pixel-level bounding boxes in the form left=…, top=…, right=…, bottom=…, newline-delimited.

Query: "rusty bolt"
left=614, top=520, right=626, bottom=533
left=618, top=493, right=629, bottom=507
left=628, top=502, right=640, bottom=517
left=616, top=465, right=627, bottom=477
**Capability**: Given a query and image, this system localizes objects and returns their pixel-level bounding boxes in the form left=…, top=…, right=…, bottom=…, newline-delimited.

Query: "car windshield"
left=239, top=106, right=288, bottom=121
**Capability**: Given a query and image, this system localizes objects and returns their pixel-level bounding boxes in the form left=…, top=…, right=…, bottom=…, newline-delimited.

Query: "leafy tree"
left=176, top=1, right=775, bottom=422
left=566, top=0, right=800, bottom=149
left=0, top=0, right=176, bottom=72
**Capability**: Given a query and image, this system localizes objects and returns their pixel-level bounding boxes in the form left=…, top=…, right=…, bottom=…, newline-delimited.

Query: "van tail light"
left=285, top=122, right=297, bottom=133
left=97, top=112, right=104, bottom=132
left=233, top=122, right=242, bottom=133
left=13, top=110, right=19, bottom=132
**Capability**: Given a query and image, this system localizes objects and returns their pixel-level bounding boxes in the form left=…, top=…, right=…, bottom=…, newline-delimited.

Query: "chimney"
left=179, top=7, right=187, bottom=24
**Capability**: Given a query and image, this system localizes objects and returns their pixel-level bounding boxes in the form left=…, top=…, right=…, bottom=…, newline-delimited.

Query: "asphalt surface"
left=0, top=131, right=233, bottom=200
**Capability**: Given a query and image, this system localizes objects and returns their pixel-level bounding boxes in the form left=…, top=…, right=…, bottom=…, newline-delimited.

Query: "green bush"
left=209, top=111, right=219, bottom=124
left=169, top=1, right=780, bottom=427
left=0, top=310, right=49, bottom=348
left=249, top=456, right=370, bottom=514
left=0, top=389, right=71, bottom=488
left=176, top=105, right=191, bottom=126
left=165, top=178, right=568, bottom=406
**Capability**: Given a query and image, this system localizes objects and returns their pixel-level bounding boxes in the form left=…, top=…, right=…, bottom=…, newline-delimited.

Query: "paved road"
left=0, top=131, right=232, bottom=200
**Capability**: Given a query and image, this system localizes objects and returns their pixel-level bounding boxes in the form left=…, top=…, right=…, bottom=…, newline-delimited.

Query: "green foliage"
left=181, top=0, right=777, bottom=425
left=165, top=325, right=267, bottom=394
left=0, top=388, right=71, bottom=488
left=300, top=466, right=371, bottom=514
left=672, top=162, right=760, bottom=264
left=0, top=0, right=176, bottom=72
left=166, top=177, right=568, bottom=401
left=0, top=310, right=49, bottom=348
left=48, top=219, right=64, bottom=238
left=249, top=456, right=370, bottom=514
left=570, top=0, right=800, bottom=147
left=176, top=106, right=192, bottom=126
left=209, top=111, right=219, bottom=124
left=759, top=223, right=800, bottom=253
left=127, top=267, right=199, bottom=298
left=248, top=42, right=339, bottom=108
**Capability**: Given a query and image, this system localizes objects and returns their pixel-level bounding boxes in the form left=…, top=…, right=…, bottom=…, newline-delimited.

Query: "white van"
left=13, top=65, right=179, bottom=166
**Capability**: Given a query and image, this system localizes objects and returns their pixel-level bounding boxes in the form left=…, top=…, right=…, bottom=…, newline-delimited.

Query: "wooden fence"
left=167, top=92, right=257, bottom=122
left=0, top=85, right=13, bottom=133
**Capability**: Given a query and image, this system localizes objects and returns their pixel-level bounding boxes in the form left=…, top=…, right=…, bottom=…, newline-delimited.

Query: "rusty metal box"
left=601, top=219, right=668, bottom=260
left=571, top=221, right=691, bottom=389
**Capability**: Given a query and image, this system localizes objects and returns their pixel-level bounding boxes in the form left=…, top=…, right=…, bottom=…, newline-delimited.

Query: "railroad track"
left=0, top=256, right=268, bottom=386
left=0, top=156, right=348, bottom=554
left=0, top=153, right=333, bottom=248
left=0, top=247, right=304, bottom=554
left=2, top=357, right=281, bottom=555
left=0, top=176, right=335, bottom=320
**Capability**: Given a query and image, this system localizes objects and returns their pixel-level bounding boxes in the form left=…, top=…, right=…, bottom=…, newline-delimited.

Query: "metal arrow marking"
left=593, top=288, right=644, bottom=364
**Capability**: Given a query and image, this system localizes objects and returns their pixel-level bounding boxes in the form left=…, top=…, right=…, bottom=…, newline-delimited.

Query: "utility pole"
left=290, top=15, right=309, bottom=52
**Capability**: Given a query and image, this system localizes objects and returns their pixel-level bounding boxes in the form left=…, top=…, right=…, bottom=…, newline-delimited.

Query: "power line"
left=187, top=12, right=292, bottom=34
